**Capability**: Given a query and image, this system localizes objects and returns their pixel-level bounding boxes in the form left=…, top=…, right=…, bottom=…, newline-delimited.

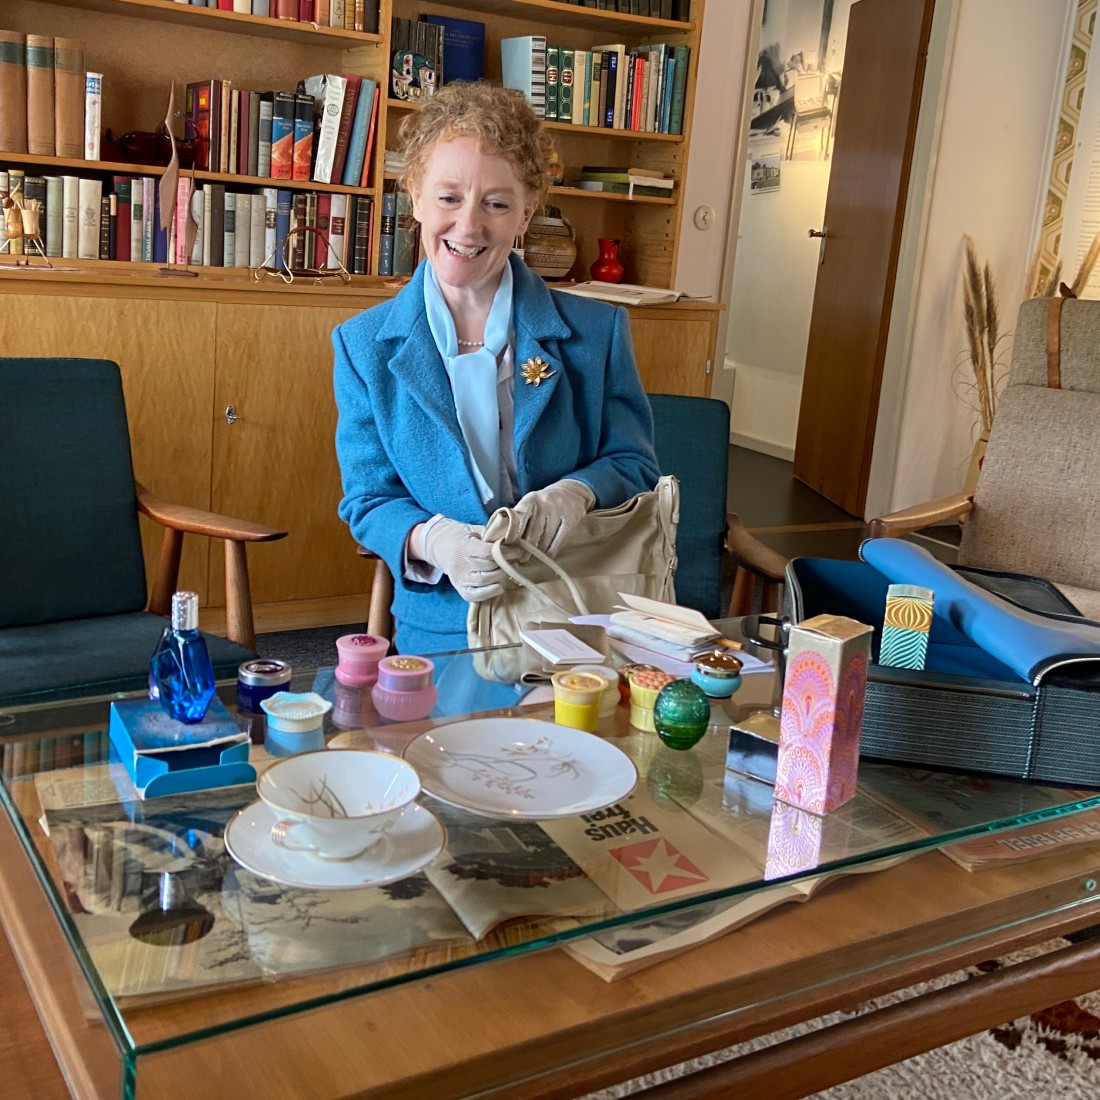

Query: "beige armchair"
left=870, top=297, right=1100, bottom=619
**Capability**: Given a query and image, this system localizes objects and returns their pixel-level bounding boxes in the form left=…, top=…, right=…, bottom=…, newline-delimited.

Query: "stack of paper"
left=607, top=594, right=728, bottom=661
left=557, top=282, right=683, bottom=307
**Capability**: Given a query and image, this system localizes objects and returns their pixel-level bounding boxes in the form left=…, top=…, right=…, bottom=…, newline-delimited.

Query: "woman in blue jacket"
left=334, top=82, right=659, bottom=655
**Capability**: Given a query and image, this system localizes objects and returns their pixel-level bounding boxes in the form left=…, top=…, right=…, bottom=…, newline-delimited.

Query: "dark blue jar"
left=236, top=659, right=292, bottom=714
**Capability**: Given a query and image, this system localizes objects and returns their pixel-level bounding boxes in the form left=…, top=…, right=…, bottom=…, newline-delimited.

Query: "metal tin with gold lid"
left=690, top=649, right=743, bottom=699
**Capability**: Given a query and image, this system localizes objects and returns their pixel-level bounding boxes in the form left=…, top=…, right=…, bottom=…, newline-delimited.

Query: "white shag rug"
left=585, top=938, right=1100, bottom=1099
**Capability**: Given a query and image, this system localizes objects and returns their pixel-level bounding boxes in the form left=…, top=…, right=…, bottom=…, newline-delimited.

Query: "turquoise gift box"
left=109, top=697, right=255, bottom=799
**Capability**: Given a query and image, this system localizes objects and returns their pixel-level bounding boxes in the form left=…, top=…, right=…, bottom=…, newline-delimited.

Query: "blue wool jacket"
left=333, top=254, right=660, bottom=653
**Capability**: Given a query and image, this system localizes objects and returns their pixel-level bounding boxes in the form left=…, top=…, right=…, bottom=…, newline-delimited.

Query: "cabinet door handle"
left=225, top=404, right=240, bottom=425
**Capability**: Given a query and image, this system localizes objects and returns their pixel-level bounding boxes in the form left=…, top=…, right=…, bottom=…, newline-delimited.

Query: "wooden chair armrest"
left=136, top=483, right=287, bottom=543
left=356, top=545, right=394, bottom=640
left=136, top=482, right=288, bottom=651
left=868, top=493, right=973, bottom=539
left=726, top=514, right=789, bottom=582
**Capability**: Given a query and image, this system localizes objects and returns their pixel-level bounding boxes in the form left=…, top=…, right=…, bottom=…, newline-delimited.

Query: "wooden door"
left=792, top=0, right=935, bottom=515
left=210, top=302, right=363, bottom=607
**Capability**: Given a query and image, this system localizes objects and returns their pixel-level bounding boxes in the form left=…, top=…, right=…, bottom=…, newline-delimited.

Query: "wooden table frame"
left=2, top=791, right=1100, bottom=1100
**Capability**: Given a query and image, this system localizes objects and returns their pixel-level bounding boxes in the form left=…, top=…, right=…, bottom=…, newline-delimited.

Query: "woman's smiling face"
left=409, top=134, right=536, bottom=299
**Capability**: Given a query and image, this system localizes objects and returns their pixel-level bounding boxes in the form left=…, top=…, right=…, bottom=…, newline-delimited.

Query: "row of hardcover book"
left=0, top=167, right=374, bottom=274
left=502, top=37, right=689, bottom=134
left=171, top=182, right=375, bottom=274
left=169, top=0, right=376, bottom=32
left=0, top=30, right=92, bottom=158
left=185, top=75, right=379, bottom=189
left=0, top=168, right=168, bottom=261
left=553, top=0, right=691, bottom=16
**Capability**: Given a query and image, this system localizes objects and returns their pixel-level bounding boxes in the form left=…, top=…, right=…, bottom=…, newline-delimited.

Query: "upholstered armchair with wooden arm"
left=0, top=357, right=287, bottom=707
left=870, top=297, right=1100, bottom=620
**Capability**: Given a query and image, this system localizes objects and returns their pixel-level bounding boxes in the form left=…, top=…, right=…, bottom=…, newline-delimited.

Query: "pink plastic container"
left=371, top=655, right=437, bottom=721
left=334, top=633, right=390, bottom=687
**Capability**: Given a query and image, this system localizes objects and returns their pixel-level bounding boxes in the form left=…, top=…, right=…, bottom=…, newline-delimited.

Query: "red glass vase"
left=590, top=238, right=624, bottom=283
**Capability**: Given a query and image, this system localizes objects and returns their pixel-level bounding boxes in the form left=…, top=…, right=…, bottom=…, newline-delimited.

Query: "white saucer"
left=403, top=716, right=638, bottom=819
left=225, top=800, right=445, bottom=890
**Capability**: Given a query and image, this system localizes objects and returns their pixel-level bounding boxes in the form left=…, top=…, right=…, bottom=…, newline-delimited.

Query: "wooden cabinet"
left=3, top=0, right=702, bottom=288
left=630, top=301, right=720, bottom=398
left=209, top=299, right=365, bottom=608
left=1, top=272, right=717, bottom=627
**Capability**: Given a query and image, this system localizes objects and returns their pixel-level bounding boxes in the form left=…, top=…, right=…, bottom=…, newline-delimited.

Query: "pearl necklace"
left=457, top=339, right=485, bottom=348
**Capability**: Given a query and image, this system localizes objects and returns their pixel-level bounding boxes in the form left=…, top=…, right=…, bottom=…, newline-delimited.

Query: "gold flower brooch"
left=520, top=357, right=556, bottom=386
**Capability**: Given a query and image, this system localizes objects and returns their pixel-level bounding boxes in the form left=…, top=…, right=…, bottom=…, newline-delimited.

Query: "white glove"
left=420, top=516, right=517, bottom=603
left=512, top=479, right=596, bottom=557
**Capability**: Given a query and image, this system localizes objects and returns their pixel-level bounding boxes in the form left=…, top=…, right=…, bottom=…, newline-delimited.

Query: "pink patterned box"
left=775, top=614, right=873, bottom=815
left=763, top=798, right=853, bottom=879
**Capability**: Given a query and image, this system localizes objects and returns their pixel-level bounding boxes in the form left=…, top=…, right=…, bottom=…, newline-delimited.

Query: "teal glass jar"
left=653, top=679, right=712, bottom=751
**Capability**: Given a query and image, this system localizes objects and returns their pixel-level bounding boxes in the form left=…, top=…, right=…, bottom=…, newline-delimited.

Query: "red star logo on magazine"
left=610, top=839, right=709, bottom=894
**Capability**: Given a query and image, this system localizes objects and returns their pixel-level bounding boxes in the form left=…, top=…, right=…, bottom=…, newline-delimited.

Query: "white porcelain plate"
left=403, top=717, right=638, bottom=819
left=224, top=800, right=445, bottom=890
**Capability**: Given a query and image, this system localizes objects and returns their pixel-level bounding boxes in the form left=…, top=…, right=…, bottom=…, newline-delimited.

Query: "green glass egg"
left=652, top=679, right=712, bottom=751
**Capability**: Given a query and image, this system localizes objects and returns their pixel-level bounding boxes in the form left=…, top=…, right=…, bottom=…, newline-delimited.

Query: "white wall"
left=869, top=0, right=1071, bottom=516
left=674, top=0, right=755, bottom=315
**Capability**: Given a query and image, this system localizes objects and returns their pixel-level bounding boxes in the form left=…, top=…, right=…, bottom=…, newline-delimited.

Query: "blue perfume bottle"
left=149, top=591, right=216, bottom=723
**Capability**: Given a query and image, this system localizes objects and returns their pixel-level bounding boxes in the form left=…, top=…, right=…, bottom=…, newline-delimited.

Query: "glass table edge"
left=3, top=627, right=1100, bottom=1058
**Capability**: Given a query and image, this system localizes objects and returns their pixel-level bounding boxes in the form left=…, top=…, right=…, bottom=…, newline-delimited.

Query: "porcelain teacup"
left=257, top=749, right=420, bottom=861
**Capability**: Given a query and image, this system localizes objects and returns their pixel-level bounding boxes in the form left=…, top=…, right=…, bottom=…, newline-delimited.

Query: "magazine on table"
left=560, top=771, right=928, bottom=980
left=858, top=763, right=1100, bottom=872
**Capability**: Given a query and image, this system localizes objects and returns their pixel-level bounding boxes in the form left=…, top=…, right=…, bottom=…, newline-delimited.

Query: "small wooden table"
left=1, top=651, right=1099, bottom=1099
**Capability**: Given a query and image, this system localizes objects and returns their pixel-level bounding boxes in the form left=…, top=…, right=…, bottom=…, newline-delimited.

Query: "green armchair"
left=0, top=357, right=287, bottom=707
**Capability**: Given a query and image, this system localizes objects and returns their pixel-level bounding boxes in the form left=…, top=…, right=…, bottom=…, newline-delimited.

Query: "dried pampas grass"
left=959, top=235, right=1008, bottom=437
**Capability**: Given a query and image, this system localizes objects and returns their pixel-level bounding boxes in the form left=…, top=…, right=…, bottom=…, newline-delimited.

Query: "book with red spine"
left=630, top=54, right=645, bottom=131
left=111, top=175, right=131, bottom=263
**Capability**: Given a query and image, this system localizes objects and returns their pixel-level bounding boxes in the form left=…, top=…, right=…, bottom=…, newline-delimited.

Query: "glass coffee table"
left=2, top=631, right=1100, bottom=1099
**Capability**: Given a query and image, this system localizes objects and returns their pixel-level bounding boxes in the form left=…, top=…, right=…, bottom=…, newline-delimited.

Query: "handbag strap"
left=488, top=531, right=593, bottom=617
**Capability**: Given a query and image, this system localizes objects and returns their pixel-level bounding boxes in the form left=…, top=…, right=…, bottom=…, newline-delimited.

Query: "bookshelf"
left=1, top=0, right=715, bottom=628
left=2, top=0, right=701, bottom=284
left=385, top=0, right=701, bottom=286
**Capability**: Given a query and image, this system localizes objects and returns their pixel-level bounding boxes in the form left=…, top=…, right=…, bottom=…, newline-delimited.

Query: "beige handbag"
left=466, top=475, right=680, bottom=653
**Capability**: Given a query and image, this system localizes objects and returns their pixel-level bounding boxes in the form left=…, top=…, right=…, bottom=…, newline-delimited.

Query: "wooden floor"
left=728, top=446, right=868, bottom=562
